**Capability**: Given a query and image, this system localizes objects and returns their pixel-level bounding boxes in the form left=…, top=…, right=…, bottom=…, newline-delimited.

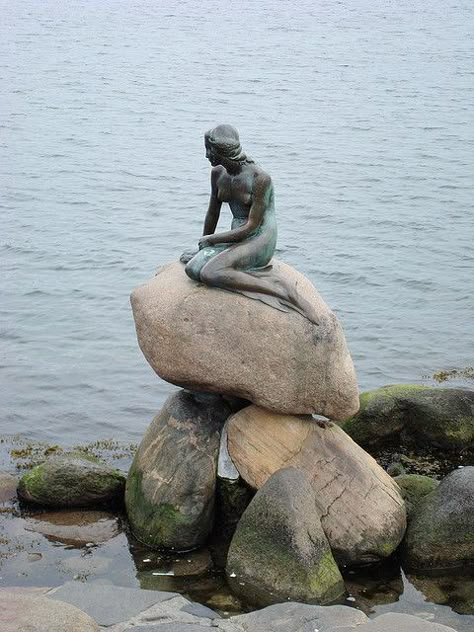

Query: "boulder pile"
left=126, top=260, right=408, bottom=606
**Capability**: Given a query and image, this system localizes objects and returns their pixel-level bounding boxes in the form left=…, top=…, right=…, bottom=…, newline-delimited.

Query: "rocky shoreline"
left=0, top=583, right=465, bottom=631
left=1, top=382, right=472, bottom=631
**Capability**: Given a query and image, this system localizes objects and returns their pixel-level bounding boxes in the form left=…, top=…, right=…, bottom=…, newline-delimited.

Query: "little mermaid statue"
left=180, top=124, right=318, bottom=324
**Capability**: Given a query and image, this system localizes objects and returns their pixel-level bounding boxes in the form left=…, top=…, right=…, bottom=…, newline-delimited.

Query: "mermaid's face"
left=205, top=142, right=221, bottom=167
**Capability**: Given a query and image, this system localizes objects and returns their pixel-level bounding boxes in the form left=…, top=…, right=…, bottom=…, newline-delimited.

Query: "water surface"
left=1, top=1, right=473, bottom=446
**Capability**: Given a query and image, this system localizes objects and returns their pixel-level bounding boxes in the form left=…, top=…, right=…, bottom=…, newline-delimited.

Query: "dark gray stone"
left=227, top=467, right=345, bottom=607
left=342, top=385, right=474, bottom=450
left=126, top=390, right=232, bottom=550
left=403, top=466, right=474, bottom=570
left=17, top=453, right=125, bottom=507
left=49, top=582, right=177, bottom=626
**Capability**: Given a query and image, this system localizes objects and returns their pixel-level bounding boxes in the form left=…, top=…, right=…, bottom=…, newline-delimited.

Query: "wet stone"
left=24, top=510, right=121, bottom=546
left=0, top=471, right=17, bottom=503
left=49, top=582, right=177, bottom=626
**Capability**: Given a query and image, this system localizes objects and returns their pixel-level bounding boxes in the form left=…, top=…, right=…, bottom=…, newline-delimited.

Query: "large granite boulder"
left=403, top=466, right=474, bottom=570
left=17, top=453, right=125, bottom=508
left=131, top=260, right=359, bottom=419
left=125, top=390, right=232, bottom=550
left=227, top=406, right=406, bottom=565
left=342, top=385, right=474, bottom=450
left=227, top=467, right=345, bottom=607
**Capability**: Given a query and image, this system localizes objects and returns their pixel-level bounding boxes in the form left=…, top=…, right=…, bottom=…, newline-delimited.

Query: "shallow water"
left=0, top=438, right=473, bottom=630
left=1, top=0, right=473, bottom=445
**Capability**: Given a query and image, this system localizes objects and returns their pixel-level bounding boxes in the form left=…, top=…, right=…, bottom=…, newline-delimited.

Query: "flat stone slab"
left=336, top=612, right=458, bottom=631
left=127, top=626, right=213, bottom=632
left=49, top=582, right=177, bottom=626
left=230, top=602, right=369, bottom=631
left=0, top=591, right=100, bottom=632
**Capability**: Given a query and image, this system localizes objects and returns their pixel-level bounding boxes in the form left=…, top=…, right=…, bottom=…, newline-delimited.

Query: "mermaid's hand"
left=198, top=236, right=215, bottom=250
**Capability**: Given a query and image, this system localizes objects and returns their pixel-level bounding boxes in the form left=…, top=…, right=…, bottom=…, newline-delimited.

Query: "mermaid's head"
left=204, top=125, right=250, bottom=166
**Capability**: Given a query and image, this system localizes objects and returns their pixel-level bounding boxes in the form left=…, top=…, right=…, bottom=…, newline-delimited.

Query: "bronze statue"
left=181, top=125, right=318, bottom=324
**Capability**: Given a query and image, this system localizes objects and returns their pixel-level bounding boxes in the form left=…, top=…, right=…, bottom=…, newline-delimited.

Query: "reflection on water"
left=0, top=437, right=473, bottom=627
left=1, top=494, right=473, bottom=628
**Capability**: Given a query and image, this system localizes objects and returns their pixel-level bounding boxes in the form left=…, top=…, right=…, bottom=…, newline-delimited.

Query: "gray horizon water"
left=2, top=0, right=473, bottom=444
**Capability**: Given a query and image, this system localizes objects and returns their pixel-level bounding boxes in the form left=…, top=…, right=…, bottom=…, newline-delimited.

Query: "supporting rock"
left=227, top=467, right=345, bottom=607
left=227, top=406, right=406, bottom=565
left=125, top=390, right=232, bottom=550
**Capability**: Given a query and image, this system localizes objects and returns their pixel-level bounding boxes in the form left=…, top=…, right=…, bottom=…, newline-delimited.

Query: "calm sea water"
left=2, top=0, right=473, bottom=444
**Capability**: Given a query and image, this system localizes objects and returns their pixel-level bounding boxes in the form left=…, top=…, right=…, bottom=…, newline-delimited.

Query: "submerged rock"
left=342, top=385, right=474, bottom=450
left=394, top=474, right=439, bottom=519
left=17, top=454, right=125, bottom=508
left=403, top=466, right=474, bottom=570
left=227, top=467, right=345, bottom=607
left=227, top=406, right=406, bottom=565
left=25, top=510, right=121, bottom=546
left=125, top=390, right=232, bottom=550
left=131, top=260, right=359, bottom=419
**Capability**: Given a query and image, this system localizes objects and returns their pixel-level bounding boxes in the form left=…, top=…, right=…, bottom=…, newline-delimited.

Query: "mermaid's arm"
left=203, top=174, right=271, bottom=246
left=202, top=167, right=222, bottom=236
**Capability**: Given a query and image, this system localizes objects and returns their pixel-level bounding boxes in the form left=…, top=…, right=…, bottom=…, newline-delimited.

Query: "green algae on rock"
left=341, top=385, right=474, bottom=451
left=125, top=390, right=232, bottom=550
left=402, top=467, right=474, bottom=571
left=227, top=467, right=345, bottom=607
left=394, top=474, right=439, bottom=520
left=17, top=453, right=125, bottom=508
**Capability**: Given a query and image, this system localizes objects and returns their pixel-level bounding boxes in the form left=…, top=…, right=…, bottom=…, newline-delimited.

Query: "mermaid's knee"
left=200, top=261, right=226, bottom=286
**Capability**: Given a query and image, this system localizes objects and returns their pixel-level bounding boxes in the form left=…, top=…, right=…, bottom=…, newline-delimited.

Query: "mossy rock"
left=17, top=453, right=125, bottom=507
left=227, top=467, right=345, bottom=607
left=125, top=390, right=232, bottom=550
left=341, top=385, right=474, bottom=451
left=394, top=474, right=439, bottom=519
left=402, top=467, right=474, bottom=570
